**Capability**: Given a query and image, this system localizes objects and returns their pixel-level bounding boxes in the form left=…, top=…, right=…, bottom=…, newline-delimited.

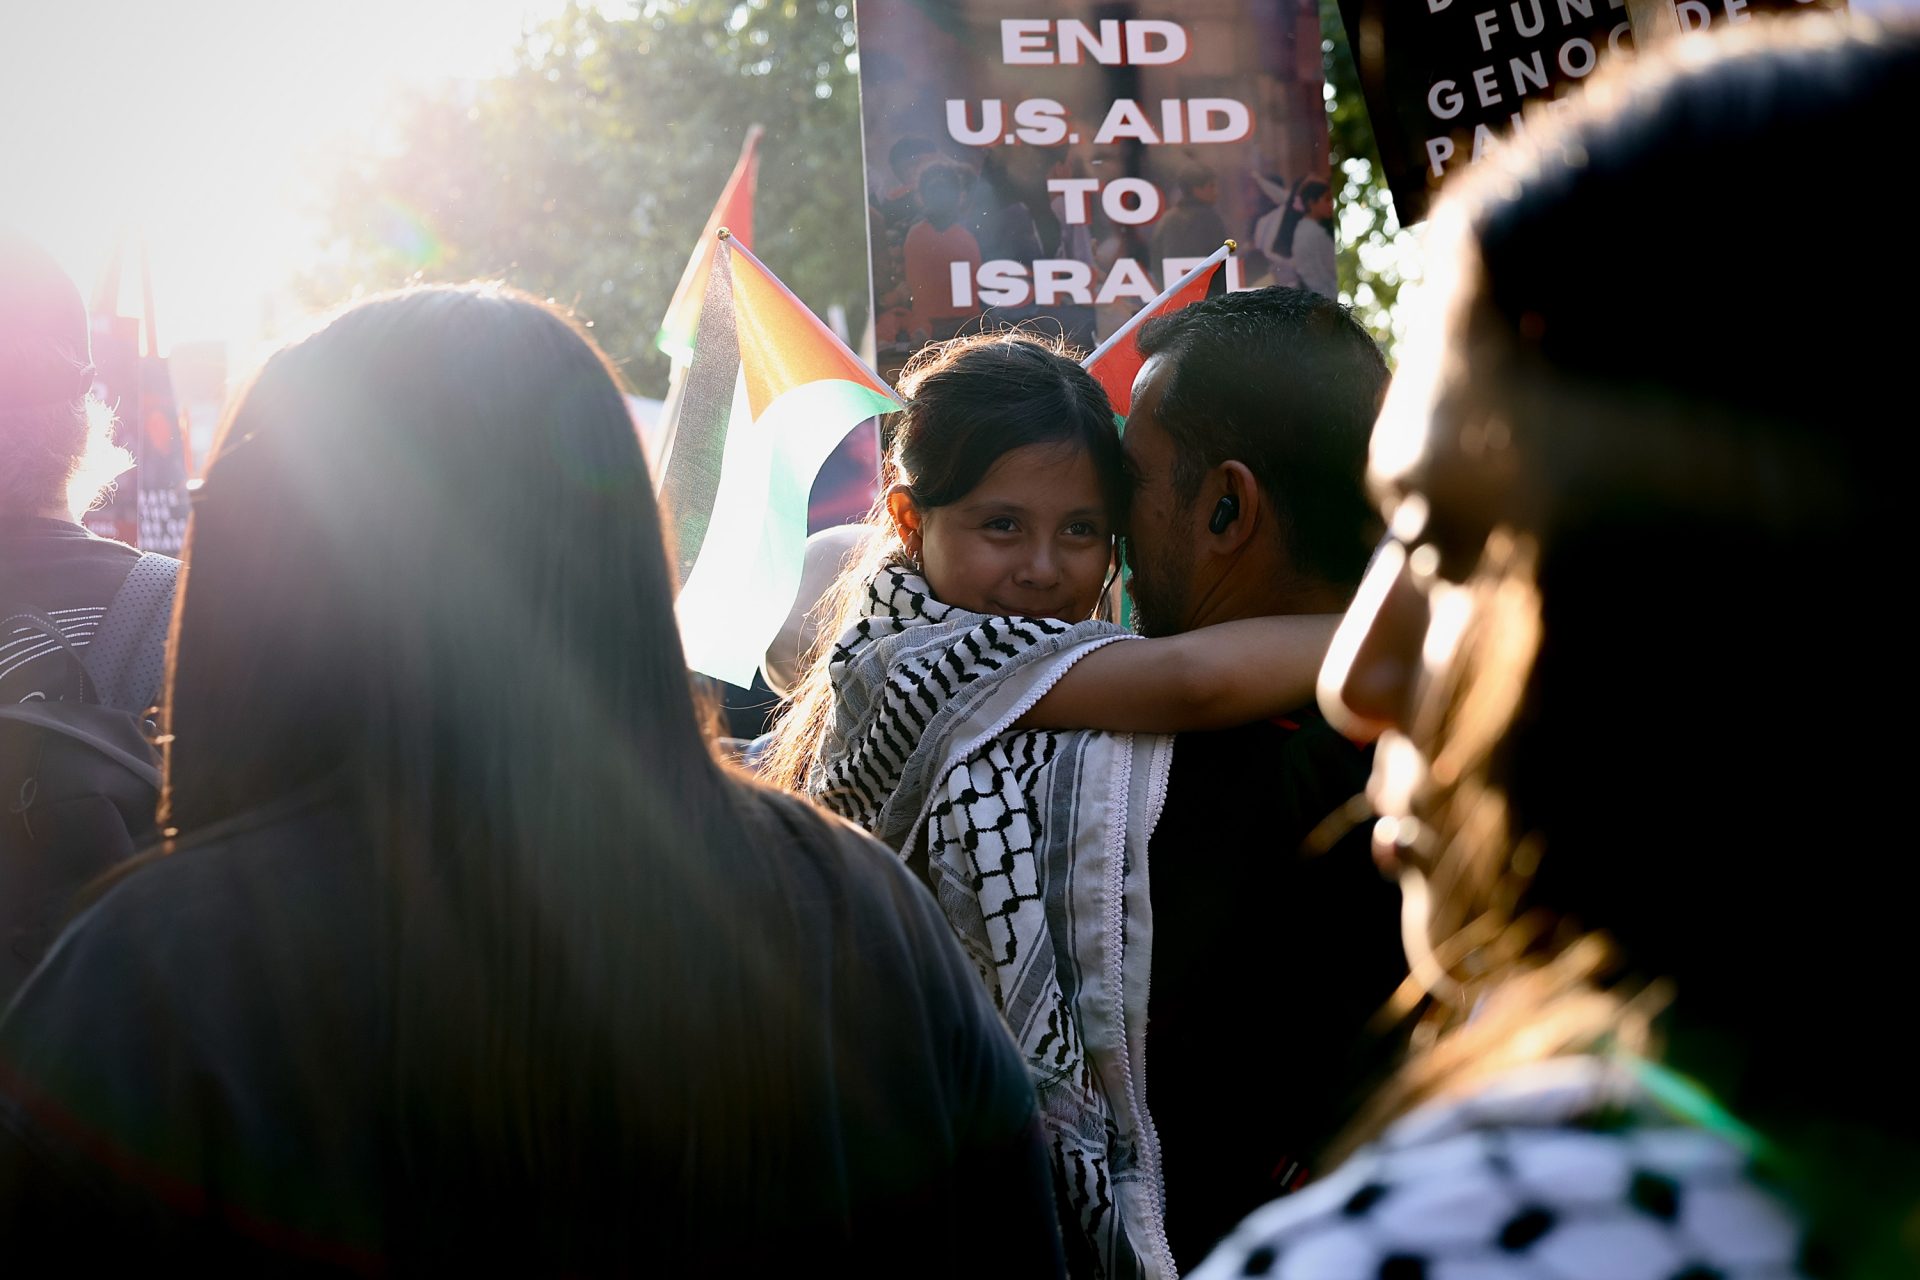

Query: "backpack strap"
left=0, top=612, right=93, bottom=703
left=83, top=553, right=182, bottom=713
left=0, top=702, right=163, bottom=789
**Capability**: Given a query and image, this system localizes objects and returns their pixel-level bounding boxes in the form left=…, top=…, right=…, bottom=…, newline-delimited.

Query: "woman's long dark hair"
left=1275, top=178, right=1328, bottom=259
left=760, top=328, right=1121, bottom=797
left=1352, top=20, right=1916, bottom=1274
left=164, top=284, right=811, bottom=1264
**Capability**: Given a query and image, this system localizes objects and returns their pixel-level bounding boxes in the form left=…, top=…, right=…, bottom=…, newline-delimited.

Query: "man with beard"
left=1121, top=287, right=1406, bottom=1268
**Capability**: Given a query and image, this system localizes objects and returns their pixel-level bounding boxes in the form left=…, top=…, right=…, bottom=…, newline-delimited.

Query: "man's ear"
left=1205, top=461, right=1262, bottom=553
left=885, top=484, right=923, bottom=557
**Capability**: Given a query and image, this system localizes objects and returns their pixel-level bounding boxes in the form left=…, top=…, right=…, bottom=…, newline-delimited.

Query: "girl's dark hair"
left=164, top=284, right=817, bottom=1265
left=888, top=328, right=1125, bottom=521
left=1352, top=20, right=1916, bottom=1273
left=762, top=328, right=1120, bottom=795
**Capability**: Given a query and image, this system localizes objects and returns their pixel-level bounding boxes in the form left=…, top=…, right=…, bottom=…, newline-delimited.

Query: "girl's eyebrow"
left=955, top=499, right=1108, bottom=521
left=954, top=498, right=1032, bottom=516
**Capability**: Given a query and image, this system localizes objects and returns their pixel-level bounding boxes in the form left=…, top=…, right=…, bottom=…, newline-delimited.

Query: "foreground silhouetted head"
left=166, top=283, right=829, bottom=1265
left=1321, top=20, right=1915, bottom=1272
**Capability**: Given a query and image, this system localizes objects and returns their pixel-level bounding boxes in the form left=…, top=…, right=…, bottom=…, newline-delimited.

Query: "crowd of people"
left=0, top=16, right=1913, bottom=1276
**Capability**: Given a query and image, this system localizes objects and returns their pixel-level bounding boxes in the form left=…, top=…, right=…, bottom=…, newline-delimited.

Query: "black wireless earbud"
left=1208, top=494, right=1239, bottom=535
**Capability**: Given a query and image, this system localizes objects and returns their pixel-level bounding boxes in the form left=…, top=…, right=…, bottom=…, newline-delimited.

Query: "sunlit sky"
left=1, top=0, right=603, bottom=361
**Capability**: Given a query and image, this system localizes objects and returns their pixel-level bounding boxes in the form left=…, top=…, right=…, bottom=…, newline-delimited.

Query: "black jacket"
left=1146, top=711, right=1408, bottom=1268
left=0, top=783, right=1064, bottom=1275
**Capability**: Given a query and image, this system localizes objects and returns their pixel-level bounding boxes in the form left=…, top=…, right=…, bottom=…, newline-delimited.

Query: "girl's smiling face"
left=889, top=441, right=1114, bottom=623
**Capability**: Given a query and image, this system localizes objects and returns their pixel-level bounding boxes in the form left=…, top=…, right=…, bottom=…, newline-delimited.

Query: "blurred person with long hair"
left=1267, top=177, right=1336, bottom=301
left=0, top=284, right=1064, bottom=1273
left=1192, top=18, right=1918, bottom=1279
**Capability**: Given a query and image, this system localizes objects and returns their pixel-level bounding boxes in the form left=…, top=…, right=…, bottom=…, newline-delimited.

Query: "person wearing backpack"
left=0, top=233, right=179, bottom=1000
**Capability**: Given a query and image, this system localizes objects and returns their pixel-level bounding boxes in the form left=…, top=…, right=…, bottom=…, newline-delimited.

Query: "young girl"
left=764, top=329, right=1344, bottom=1280
left=763, top=329, right=1341, bottom=801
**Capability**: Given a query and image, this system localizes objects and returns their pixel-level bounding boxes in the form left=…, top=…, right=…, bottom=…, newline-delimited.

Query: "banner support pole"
left=1626, top=0, right=1680, bottom=45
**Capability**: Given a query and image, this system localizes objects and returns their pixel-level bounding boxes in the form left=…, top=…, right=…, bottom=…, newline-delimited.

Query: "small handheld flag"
left=659, top=231, right=902, bottom=686
left=1082, top=241, right=1234, bottom=419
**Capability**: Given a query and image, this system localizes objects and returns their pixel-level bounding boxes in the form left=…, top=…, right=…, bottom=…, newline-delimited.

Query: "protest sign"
left=81, top=248, right=190, bottom=555
left=855, top=0, right=1330, bottom=378
left=1338, top=0, right=1846, bottom=222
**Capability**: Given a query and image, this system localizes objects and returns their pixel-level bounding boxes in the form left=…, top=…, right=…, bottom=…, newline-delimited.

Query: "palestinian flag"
left=654, top=126, right=762, bottom=364
left=1083, top=241, right=1234, bottom=419
left=660, top=233, right=901, bottom=686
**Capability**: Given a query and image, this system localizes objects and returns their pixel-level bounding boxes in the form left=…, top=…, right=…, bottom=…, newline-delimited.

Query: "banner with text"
left=1338, top=0, right=1846, bottom=223
left=855, top=0, right=1330, bottom=380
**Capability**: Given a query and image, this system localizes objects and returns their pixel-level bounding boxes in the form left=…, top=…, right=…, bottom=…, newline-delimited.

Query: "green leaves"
left=304, top=0, right=869, bottom=395
left=1321, top=0, right=1418, bottom=361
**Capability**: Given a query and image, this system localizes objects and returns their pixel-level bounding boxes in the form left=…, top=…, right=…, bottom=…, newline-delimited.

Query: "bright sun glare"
left=1, top=0, right=583, bottom=362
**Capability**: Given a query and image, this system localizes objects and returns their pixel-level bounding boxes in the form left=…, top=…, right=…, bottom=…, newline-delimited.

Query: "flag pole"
left=1081, top=239, right=1236, bottom=371
left=653, top=125, right=763, bottom=364
left=718, top=228, right=902, bottom=400
left=651, top=359, right=689, bottom=479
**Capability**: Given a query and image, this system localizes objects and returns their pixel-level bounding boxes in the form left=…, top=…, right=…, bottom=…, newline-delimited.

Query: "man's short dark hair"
left=1135, top=286, right=1387, bottom=589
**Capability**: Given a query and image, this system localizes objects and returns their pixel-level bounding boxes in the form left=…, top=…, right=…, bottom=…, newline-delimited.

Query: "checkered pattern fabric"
left=814, top=566, right=1177, bottom=1279
left=1191, top=1058, right=1806, bottom=1280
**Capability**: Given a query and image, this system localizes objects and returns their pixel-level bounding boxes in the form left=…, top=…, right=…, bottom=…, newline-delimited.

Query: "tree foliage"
left=304, top=0, right=867, bottom=396
left=1321, top=0, right=1420, bottom=359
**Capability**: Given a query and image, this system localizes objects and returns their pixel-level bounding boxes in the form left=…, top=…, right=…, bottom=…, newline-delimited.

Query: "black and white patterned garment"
left=1190, top=1057, right=1805, bottom=1280
left=816, top=566, right=1178, bottom=1280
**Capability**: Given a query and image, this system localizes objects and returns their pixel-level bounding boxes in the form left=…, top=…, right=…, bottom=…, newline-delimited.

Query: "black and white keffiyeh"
left=1189, top=1056, right=1808, bottom=1280
left=813, top=566, right=1177, bottom=1280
